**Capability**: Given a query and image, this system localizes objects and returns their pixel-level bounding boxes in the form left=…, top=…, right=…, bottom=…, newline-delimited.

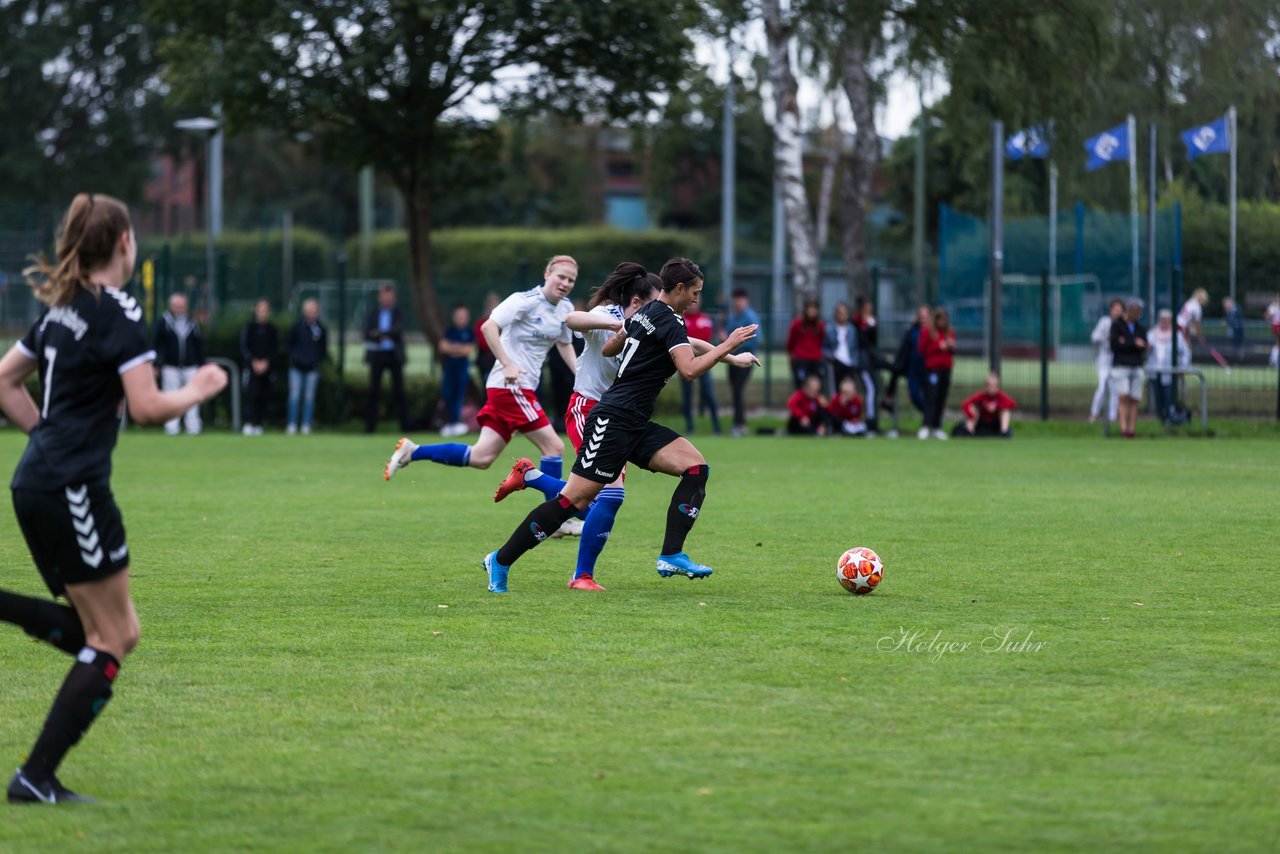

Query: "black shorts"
left=12, top=484, right=130, bottom=597
left=571, top=408, right=681, bottom=484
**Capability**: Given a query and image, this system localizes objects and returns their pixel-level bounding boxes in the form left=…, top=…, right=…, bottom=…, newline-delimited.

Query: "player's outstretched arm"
left=690, top=337, right=759, bottom=367
left=673, top=325, right=757, bottom=381
left=0, top=345, right=39, bottom=434
left=566, top=311, right=622, bottom=333
left=122, top=361, right=228, bottom=425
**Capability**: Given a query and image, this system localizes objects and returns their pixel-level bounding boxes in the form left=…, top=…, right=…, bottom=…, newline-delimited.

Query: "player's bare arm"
left=121, top=361, right=228, bottom=425
left=556, top=341, right=578, bottom=376
left=672, top=324, right=757, bottom=381
left=566, top=311, right=623, bottom=333
left=481, top=317, right=522, bottom=384
left=0, top=345, right=40, bottom=433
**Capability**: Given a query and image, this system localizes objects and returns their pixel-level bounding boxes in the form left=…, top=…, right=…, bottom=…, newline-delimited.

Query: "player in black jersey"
left=0, top=194, right=228, bottom=804
left=482, top=258, right=757, bottom=592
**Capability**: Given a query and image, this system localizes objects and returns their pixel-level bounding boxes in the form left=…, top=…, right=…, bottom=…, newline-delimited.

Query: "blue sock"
left=524, top=470, right=565, bottom=502
left=410, top=443, right=471, bottom=466
left=576, top=488, right=624, bottom=578
left=539, top=455, right=562, bottom=479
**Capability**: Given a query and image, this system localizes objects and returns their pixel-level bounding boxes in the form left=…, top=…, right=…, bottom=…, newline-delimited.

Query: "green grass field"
left=1, top=429, right=1277, bottom=851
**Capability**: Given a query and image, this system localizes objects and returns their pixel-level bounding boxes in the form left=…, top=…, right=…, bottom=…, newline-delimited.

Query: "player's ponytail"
left=589, top=261, right=654, bottom=308
left=658, top=257, right=703, bottom=292
left=24, top=193, right=132, bottom=307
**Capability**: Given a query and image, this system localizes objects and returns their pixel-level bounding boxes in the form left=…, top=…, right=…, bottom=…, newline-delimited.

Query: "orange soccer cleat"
left=494, top=458, right=536, bottom=503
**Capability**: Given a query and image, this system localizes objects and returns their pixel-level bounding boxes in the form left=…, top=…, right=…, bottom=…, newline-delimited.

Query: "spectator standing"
left=474, top=292, right=501, bottom=388
left=438, top=303, right=475, bottom=437
left=285, top=298, right=328, bottom=435
left=953, top=373, right=1016, bottom=437
left=723, top=287, right=759, bottom=437
left=826, top=376, right=867, bottom=436
left=240, top=298, right=278, bottom=435
left=1089, top=298, right=1124, bottom=423
left=1268, top=294, right=1280, bottom=367
left=786, top=374, right=827, bottom=435
left=153, top=292, right=205, bottom=435
left=1147, top=309, right=1191, bottom=425
left=1222, top=297, right=1245, bottom=362
left=363, top=283, right=408, bottom=433
left=680, top=305, right=721, bottom=434
left=1109, top=299, right=1148, bottom=438
left=786, top=299, right=825, bottom=390
left=852, top=296, right=886, bottom=435
left=918, top=307, right=955, bottom=440
left=823, top=303, right=861, bottom=393
left=887, top=304, right=930, bottom=421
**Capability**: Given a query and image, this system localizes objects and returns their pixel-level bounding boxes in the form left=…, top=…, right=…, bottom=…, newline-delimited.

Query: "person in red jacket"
left=917, top=307, right=955, bottom=440
left=786, top=299, right=825, bottom=390
left=786, top=374, right=827, bottom=435
left=826, top=375, right=867, bottom=436
left=680, top=307, right=721, bottom=434
left=953, top=372, right=1016, bottom=437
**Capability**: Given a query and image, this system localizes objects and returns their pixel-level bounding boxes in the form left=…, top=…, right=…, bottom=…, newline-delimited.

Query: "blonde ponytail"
left=24, top=193, right=132, bottom=307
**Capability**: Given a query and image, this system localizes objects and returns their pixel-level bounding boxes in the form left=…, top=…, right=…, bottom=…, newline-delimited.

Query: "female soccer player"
left=384, top=255, right=578, bottom=492
left=493, top=262, right=758, bottom=590
left=481, top=258, right=757, bottom=593
left=0, top=193, right=228, bottom=804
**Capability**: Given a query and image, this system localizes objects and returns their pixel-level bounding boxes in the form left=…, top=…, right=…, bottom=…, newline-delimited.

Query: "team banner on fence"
left=1180, top=115, right=1230, bottom=160
left=1083, top=122, right=1131, bottom=171
left=1006, top=126, right=1050, bottom=160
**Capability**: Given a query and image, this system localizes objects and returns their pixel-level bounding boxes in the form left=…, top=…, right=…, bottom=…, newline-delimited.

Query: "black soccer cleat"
left=7, top=769, right=96, bottom=805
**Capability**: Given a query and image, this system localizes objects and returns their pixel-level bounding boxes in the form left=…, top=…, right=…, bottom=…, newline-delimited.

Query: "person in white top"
left=1176, top=288, right=1208, bottom=344
left=1089, top=298, right=1124, bottom=423
left=1147, top=309, right=1191, bottom=424
left=491, top=262, right=759, bottom=591
left=1266, top=294, right=1280, bottom=367
left=384, top=255, right=578, bottom=488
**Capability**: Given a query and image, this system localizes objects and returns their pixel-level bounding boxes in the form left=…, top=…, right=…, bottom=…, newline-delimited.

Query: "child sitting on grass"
left=786, top=374, right=827, bottom=436
left=952, top=372, right=1016, bottom=438
left=826, top=376, right=867, bottom=436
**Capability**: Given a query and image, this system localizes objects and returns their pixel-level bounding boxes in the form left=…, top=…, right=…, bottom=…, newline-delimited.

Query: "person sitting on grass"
left=826, top=376, right=866, bottom=436
left=952, top=372, right=1016, bottom=438
left=786, top=374, right=827, bottom=436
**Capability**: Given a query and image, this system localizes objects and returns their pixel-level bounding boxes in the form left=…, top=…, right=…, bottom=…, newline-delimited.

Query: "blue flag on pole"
left=1180, top=116, right=1230, bottom=159
left=1083, top=122, right=1130, bottom=171
left=1006, top=126, right=1050, bottom=160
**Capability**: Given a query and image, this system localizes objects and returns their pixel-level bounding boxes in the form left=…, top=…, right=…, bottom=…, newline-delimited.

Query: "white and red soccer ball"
left=837, top=547, right=883, bottom=595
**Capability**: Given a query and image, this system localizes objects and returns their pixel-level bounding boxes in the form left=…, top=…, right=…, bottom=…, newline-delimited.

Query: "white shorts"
left=1110, top=366, right=1145, bottom=401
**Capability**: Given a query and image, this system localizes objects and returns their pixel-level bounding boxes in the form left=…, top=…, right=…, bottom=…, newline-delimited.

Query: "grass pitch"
left=1, top=428, right=1277, bottom=852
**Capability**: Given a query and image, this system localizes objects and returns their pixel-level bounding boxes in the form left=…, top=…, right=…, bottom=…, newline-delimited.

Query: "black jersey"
left=596, top=299, right=690, bottom=420
left=11, top=286, right=154, bottom=492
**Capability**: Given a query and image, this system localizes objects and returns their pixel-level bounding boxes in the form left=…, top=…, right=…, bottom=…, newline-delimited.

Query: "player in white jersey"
left=384, top=255, right=578, bottom=492
left=492, top=262, right=758, bottom=590
left=1177, top=288, right=1208, bottom=342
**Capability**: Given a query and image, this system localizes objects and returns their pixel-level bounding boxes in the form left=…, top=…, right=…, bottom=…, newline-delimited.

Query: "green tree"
left=149, top=1, right=703, bottom=343
left=0, top=1, right=169, bottom=204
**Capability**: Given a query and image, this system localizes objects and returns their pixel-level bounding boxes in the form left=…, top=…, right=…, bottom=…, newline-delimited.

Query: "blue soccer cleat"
left=483, top=550, right=509, bottom=593
left=655, top=552, right=713, bottom=579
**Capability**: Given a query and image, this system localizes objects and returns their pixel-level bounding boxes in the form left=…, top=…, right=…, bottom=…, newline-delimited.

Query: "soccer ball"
left=837, top=547, right=884, bottom=595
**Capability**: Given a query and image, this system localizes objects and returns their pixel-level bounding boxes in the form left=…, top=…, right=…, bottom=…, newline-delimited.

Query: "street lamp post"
left=175, top=116, right=221, bottom=315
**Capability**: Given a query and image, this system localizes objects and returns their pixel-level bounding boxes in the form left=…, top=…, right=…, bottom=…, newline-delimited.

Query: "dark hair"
left=451, top=302, right=468, bottom=312
left=25, top=193, right=132, bottom=306
left=658, top=257, right=703, bottom=292
left=1109, top=297, right=1125, bottom=309
left=731, top=287, right=748, bottom=299
left=589, top=262, right=658, bottom=309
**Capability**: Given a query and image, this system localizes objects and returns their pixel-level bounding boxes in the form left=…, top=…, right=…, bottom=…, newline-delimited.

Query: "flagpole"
left=1147, top=122, right=1156, bottom=316
left=1228, top=105, right=1237, bottom=304
left=1048, top=160, right=1058, bottom=352
left=1128, top=114, right=1138, bottom=297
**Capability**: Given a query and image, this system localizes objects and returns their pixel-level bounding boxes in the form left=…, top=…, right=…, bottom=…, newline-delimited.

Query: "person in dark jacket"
left=1108, top=299, right=1148, bottom=438
left=286, top=298, right=327, bottom=435
left=853, top=296, right=887, bottom=435
left=241, top=298, right=279, bottom=435
left=153, top=292, right=206, bottom=435
left=886, top=304, right=930, bottom=420
left=363, top=283, right=407, bottom=433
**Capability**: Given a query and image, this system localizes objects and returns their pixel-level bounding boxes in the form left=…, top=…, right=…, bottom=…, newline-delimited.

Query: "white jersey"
left=485, top=287, right=572, bottom=391
left=1090, top=315, right=1113, bottom=372
left=1177, top=298, right=1202, bottom=331
left=573, top=304, right=625, bottom=401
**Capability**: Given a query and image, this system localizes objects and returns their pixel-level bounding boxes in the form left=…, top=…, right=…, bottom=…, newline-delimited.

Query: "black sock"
left=497, top=495, right=578, bottom=567
left=0, top=590, right=85, bottom=655
left=23, top=647, right=121, bottom=782
left=662, top=465, right=709, bottom=555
